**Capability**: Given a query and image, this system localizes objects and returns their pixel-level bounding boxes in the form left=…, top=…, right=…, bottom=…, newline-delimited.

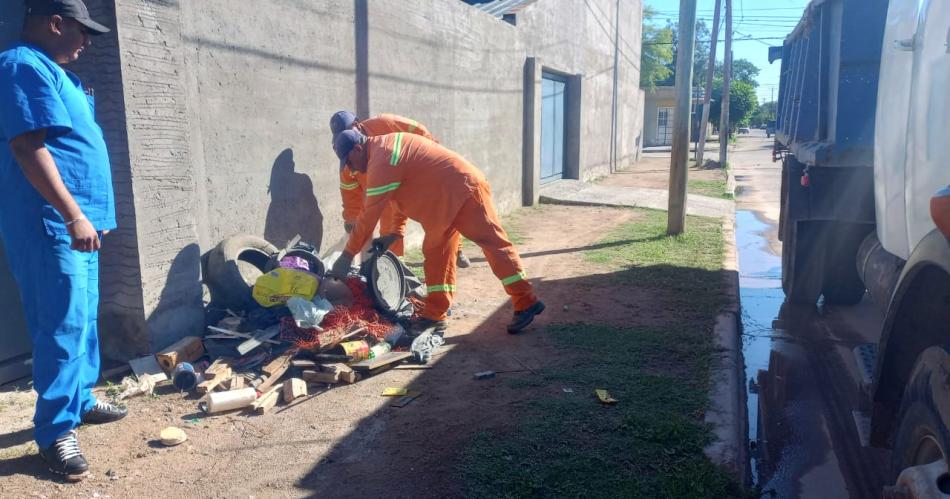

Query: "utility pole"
left=695, top=0, right=722, bottom=165
left=719, top=0, right=733, bottom=166
left=667, top=0, right=698, bottom=235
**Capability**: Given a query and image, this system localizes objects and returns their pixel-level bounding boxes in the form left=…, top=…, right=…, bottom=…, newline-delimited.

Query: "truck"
left=772, top=0, right=950, bottom=495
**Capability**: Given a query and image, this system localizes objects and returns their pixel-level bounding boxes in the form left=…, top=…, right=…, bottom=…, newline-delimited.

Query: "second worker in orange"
left=329, top=129, right=544, bottom=335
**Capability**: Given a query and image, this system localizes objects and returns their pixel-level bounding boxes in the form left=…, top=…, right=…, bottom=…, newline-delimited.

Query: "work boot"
left=507, top=301, right=546, bottom=334
left=81, top=400, right=128, bottom=425
left=408, top=317, right=447, bottom=338
left=457, top=251, right=471, bottom=269
left=39, top=430, right=88, bottom=481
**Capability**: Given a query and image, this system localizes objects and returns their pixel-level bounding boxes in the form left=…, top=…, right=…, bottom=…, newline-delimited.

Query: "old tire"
left=205, top=234, right=277, bottom=310
left=782, top=221, right=824, bottom=305
left=890, top=346, right=950, bottom=482
left=821, top=223, right=871, bottom=305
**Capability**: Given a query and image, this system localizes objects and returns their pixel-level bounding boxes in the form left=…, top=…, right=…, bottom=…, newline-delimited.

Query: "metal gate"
left=541, top=73, right=566, bottom=183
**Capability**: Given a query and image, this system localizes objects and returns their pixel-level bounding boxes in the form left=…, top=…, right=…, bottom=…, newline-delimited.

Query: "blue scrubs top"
left=0, top=43, right=116, bottom=236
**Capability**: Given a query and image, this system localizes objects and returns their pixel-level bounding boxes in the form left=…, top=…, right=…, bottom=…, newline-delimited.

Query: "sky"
left=645, top=0, right=811, bottom=104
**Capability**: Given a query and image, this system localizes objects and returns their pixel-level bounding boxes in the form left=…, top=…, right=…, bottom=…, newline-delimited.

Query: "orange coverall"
left=339, top=114, right=436, bottom=256
left=345, top=133, right=538, bottom=321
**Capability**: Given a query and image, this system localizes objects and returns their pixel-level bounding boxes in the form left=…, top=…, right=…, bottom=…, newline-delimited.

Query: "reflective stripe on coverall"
left=344, top=133, right=537, bottom=321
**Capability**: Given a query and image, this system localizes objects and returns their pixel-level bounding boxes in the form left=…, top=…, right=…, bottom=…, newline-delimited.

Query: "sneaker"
left=456, top=251, right=471, bottom=269
left=408, top=317, right=447, bottom=338
left=81, top=400, right=128, bottom=425
left=39, top=430, right=88, bottom=481
left=507, top=301, right=546, bottom=334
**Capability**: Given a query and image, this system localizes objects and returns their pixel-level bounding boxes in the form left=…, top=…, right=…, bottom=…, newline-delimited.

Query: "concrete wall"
left=2, top=0, right=644, bottom=359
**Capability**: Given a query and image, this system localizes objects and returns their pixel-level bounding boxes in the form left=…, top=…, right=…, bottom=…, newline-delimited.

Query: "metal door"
left=657, top=107, right=673, bottom=146
left=541, top=74, right=566, bottom=183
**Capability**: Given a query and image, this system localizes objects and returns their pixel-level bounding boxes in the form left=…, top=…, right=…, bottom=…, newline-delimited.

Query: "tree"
left=657, top=18, right=711, bottom=87
left=715, top=58, right=760, bottom=87
left=640, top=6, right=674, bottom=89
left=751, top=101, right=777, bottom=126
left=710, top=79, right=758, bottom=130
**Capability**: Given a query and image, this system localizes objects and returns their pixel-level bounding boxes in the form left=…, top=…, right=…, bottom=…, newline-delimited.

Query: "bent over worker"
left=330, top=129, right=545, bottom=335
left=329, top=110, right=470, bottom=268
left=0, top=0, right=127, bottom=481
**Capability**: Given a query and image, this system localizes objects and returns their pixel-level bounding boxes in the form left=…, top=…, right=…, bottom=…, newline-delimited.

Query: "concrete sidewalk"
left=539, top=179, right=735, bottom=218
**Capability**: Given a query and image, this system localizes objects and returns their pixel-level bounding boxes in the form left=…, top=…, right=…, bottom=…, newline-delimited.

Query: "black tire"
left=890, top=346, right=950, bottom=482
left=205, top=234, right=277, bottom=310
left=782, top=220, right=824, bottom=305
left=821, top=223, right=872, bottom=305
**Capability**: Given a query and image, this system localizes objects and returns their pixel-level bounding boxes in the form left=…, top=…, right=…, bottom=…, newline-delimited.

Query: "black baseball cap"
left=25, top=0, right=110, bottom=35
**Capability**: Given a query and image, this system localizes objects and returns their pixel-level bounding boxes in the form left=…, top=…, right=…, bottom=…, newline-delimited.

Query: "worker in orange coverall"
left=330, top=111, right=470, bottom=268
left=329, top=129, right=545, bottom=335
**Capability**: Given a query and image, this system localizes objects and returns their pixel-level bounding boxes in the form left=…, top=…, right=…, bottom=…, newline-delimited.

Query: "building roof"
left=463, top=0, right=538, bottom=18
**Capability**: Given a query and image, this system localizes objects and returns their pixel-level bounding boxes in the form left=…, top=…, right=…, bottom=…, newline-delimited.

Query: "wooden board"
left=156, top=336, right=204, bottom=372
left=251, top=386, right=281, bottom=410
left=196, top=367, right=232, bottom=394
left=349, top=351, right=412, bottom=372
left=282, top=378, right=308, bottom=403
left=303, top=370, right=339, bottom=384
left=262, top=351, right=296, bottom=377
left=252, top=386, right=281, bottom=414
left=324, top=363, right=357, bottom=384
left=237, top=326, right=281, bottom=356
left=129, top=355, right=168, bottom=382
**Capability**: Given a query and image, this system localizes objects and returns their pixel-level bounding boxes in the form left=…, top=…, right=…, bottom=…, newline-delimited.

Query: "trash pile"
left=120, top=234, right=437, bottom=416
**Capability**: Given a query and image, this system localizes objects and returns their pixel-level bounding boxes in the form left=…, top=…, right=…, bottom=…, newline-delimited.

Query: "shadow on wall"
left=264, top=148, right=324, bottom=250
left=145, top=243, right=205, bottom=351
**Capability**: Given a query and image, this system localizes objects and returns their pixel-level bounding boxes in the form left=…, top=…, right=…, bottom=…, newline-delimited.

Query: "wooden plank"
left=227, top=375, right=245, bottom=390
left=156, top=336, right=204, bottom=372
left=206, top=326, right=280, bottom=345
left=252, top=386, right=281, bottom=414
left=282, top=378, right=308, bottom=403
left=237, top=326, right=281, bottom=356
left=129, top=355, right=168, bottom=382
left=262, top=351, right=296, bottom=377
left=303, top=370, right=339, bottom=384
left=291, top=359, right=318, bottom=369
left=203, top=359, right=232, bottom=379
left=324, top=363, right=358, bottom=384
left=349, top=351, right=412, bottom=372
left=196, top=367, right=232, bottom=394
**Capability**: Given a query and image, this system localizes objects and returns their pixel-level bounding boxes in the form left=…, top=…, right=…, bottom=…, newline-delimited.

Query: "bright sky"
left=645, top=0, right=811, bottom=103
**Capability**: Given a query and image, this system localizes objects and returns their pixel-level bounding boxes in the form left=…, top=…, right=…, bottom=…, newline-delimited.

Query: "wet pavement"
left=731, top=132, right=891, bottom=498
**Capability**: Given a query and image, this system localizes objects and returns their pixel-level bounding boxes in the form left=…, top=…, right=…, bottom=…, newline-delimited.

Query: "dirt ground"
left=0, top=203, right=704, bottom=498
left=603, top=154, right=728, bottom=191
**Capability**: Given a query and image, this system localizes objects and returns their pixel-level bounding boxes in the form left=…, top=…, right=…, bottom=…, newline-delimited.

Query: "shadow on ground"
left=293, top=261, right=737, bottom=498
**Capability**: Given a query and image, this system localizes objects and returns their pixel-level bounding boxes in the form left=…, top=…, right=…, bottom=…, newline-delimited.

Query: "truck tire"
left=890, top=346, right=950, bottom=482
left=782, top=220, right=824, bottom=305
left=205, top=234, right=278, bottom=310
left=821, top=223, right=871, bottom=305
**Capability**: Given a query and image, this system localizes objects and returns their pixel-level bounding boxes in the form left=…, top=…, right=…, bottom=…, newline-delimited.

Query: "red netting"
left=279, top=277, right=394, bottom=350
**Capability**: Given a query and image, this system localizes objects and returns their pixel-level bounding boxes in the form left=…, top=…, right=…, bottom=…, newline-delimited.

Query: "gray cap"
left=25, top=0, right=110, bottom=35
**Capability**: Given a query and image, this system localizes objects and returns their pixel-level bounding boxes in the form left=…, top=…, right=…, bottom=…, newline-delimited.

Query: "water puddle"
left=736, top=210, right=842, bottom=496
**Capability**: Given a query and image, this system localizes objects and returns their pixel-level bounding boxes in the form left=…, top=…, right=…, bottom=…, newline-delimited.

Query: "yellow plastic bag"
left=252, top=268, right=319, bottom=307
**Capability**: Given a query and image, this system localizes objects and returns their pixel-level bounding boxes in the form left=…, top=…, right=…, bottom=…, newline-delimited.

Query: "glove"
left=344, top=223, right=354, bottom=234
left=330, top=251, right=355, bottom=278
left=371, top=234, right=402, bottom=254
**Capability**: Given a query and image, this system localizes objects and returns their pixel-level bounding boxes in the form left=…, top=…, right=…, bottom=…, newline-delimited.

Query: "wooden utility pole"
left=695, top=0, right=723, bottom=165
left=719, top=0, right=733, bottom=166
left=667, top=0, right=698, bottom=235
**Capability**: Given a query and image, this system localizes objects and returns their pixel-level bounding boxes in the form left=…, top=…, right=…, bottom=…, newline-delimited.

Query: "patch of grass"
left=689, top=179, right=734, bottom=200
left=584, top=209, right=725, bottom=320
left=459, top=209, right=743, bottom=498
left=459, top=325, right=743, bottom=499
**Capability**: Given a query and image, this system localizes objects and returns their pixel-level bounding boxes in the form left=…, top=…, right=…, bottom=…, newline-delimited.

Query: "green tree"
left=640, top=6, right=674, bottom=89
left=751, top=101, right=777, bottom=126
left=658, top=19, right=711, bottom=87
left=710, top=79, right=759, bottom=131
left=715, top=58, right=760, bottom=87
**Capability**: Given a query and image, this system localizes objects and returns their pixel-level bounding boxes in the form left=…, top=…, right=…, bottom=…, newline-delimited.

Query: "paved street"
left=731, top=131, right=891, bottom=498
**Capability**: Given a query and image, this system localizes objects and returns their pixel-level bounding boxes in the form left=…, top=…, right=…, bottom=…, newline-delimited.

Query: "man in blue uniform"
left=0, top=0, right=127, bottom=481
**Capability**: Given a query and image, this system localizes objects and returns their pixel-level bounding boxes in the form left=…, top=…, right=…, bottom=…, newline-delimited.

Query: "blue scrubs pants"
left=3, top=222, right=100, bottom=449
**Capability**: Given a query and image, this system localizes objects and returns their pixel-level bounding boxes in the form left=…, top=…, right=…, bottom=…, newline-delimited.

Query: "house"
left=642, top=86, right=711, bottom=147
left=0, top=0, right=644, bottom=380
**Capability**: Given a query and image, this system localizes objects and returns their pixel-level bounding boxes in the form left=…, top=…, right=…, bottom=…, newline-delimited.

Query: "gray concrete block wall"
left=112, top=0, right=205, bottom=353
left=40, top=0, right=645, bottom=356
